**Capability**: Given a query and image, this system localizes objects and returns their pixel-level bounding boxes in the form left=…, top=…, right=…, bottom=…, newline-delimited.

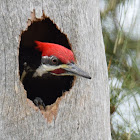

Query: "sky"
left=100, top=0, right=140, bottom=133
left=100, top=0, right=140, bottom=40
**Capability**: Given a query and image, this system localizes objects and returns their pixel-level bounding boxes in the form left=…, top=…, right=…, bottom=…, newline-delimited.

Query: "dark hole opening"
left=19, top=17, right=74, bottom=106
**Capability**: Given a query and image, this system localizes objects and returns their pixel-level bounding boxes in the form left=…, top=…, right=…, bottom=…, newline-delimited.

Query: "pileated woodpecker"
left=20, top=41, right=91, bottom=108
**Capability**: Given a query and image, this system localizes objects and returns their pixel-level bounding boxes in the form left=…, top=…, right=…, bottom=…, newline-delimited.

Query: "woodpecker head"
left=33, top=41, right=91, bottom=79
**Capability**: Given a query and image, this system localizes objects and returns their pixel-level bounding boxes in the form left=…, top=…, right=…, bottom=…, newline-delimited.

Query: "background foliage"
left=100, top=0, right=140, bottom=139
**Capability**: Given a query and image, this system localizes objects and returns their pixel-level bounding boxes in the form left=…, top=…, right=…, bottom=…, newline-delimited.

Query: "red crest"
left=35, top=41, right=75, bottom=64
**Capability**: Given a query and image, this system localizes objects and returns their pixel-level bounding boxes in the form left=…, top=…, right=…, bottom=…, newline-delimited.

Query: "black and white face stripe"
left=33, top=55, right=64, bottom=77
left=41, top=56, right=62, bottom=66
left=33, top=56, right=91, bottom=79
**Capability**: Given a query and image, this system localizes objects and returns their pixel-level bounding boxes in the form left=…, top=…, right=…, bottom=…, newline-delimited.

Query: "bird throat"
left=23, top=72, right=73, bottom=106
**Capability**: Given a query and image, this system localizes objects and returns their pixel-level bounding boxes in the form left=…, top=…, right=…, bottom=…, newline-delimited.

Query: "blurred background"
left=100, top=0, right=140, bottom=139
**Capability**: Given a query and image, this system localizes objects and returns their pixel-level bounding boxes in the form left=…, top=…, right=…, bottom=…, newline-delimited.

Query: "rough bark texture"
left=0, top=0, right=111, bottom=140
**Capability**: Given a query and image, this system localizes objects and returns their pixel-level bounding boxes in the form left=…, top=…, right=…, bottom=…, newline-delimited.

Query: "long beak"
left=33, top=63, right=91, bottom=79
left=62, top=63, right=91, bottom=79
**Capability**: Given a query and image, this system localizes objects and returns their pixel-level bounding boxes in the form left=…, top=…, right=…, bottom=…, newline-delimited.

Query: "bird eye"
left=51, top=57, right=58, bottom=65
left=52, top=58, right=57, bottom=63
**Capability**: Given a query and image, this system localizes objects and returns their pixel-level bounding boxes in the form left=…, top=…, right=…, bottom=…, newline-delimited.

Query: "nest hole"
left=19, top=16, right=74, bottom=107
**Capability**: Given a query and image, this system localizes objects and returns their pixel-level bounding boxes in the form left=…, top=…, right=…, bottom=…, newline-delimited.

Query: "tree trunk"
left=0, top=0, right=111, bottom=139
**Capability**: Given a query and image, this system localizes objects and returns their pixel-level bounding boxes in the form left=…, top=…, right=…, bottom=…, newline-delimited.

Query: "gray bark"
left=0, top=0, right=111, bottom=140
